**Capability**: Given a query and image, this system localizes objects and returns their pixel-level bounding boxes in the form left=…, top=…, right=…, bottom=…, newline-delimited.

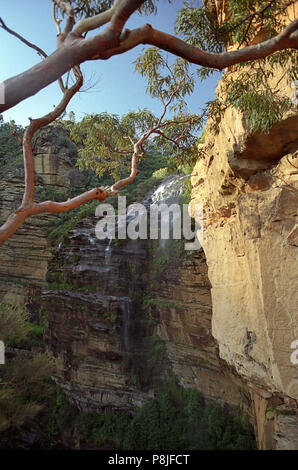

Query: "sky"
left=0, top=0, right=222, bottom=126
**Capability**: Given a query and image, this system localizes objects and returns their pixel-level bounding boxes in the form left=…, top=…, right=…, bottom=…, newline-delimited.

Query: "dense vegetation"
left=0, top=303, right=53, bottom=442
left=0, top=115, right=23, bottom=175
left=48, top=379, right=256, bottom=450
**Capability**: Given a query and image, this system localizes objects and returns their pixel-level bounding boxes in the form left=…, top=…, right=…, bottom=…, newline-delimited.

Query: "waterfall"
left=120, top=299, right=135, bottom=352
left=98, top=173, right=187, bottom=263
left=149, top=174, right=186, bottom=205
left=88, top=235, right=96, bottom=245
left=105, top=238, right=113, bottom=265
left=149, top=174, right=186, bottom=250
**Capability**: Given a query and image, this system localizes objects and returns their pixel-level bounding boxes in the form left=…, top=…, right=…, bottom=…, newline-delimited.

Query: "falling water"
left=150, top=174, right=186, bottom=205
left=121, top=299, right=135, bottom=352
left=88, top=235, right=96, bottom=246
left=101, top=174, right=186, bottom=263
left=105, top=238, right=113, bottom=265
left=150, top=174, right=186, bottom=250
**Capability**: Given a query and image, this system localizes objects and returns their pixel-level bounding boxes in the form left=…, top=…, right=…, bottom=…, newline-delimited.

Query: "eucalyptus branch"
left=53, top=0, right=73, bottom=17
left=105, top=0, right=145, bottom=37
left=0, top=16, right=66, bottom=93
left=0, top=72, right=85, bottom=244
left=145, top=19, right=298, bottom=71
left=0, top=17, right=47, bottom=59
left=152, top=129, right=182, bottom=147
left=52, top=1, right=62, bottom=35
left=2, top=13, right=297, bottom=113
left=109, top=142, right=140, bottom=192
left=11, top=130, right=22, bottom=143
left=110, top=76, right=187, bottom=192
left=54, top=0, right=75, bottom=38
left=154, top=79, right=184, bottom=131
left=73, top=1, right=118, bottom=36
left=238, top=14, right=255, bottom=48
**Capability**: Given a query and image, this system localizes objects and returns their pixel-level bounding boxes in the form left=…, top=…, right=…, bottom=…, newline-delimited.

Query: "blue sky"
left=0, top=0, right=221, bottom=126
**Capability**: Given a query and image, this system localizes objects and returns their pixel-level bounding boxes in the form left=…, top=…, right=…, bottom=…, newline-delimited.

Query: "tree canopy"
left=71, top=48, right=202, bottom=181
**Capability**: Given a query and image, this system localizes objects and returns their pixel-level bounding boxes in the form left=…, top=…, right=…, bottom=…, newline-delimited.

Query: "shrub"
left=0, top=303, right=54, bottom=435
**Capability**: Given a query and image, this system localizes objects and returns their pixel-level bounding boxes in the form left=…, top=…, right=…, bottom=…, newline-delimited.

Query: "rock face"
left=0, top=126, right=83, bottom=303
left=38, top=179, right=248, bottom=414
left=0, top=142, right=250, bottom=422
left=190, top=111, right=298, bottom=399
left=190, top=2, right=298, bottom=449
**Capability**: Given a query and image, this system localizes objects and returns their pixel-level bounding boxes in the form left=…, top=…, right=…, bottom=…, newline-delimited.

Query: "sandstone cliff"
left=38, top=215, right=248, bottom=413
left=189, top=1, right=298, bottom=449
left=0, top=126, right=83, bottom=303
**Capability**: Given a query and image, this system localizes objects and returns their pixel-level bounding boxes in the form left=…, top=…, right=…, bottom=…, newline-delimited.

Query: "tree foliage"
left=71, top=48, right=203, bottom=182
left=0, top=303, right=54, bottom=434
left=72, top=110, right=155, bottom=179
left=175, top=0, right=298, bottom=133
left=176, top=1, right=297, bottom=53
left=63, top=0, right=162, bottom=18
left=64, top=380, right=256, bottom=450
left=0, top=115, right=23, bottom=174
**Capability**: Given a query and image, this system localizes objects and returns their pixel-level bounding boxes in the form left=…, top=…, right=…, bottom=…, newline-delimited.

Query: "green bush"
left=0, top=115, right=24, bottom=174
left=0, top=303, right=54, bottom=436
left=124, top=381, right=256, bottom=450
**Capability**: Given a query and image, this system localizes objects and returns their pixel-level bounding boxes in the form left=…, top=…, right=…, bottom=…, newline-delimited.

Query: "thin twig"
left=0, top=17, right=47, bottom=58
left=52, top=1, right=62, bottom=35
left=0, top=16, right=66, bottom=93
